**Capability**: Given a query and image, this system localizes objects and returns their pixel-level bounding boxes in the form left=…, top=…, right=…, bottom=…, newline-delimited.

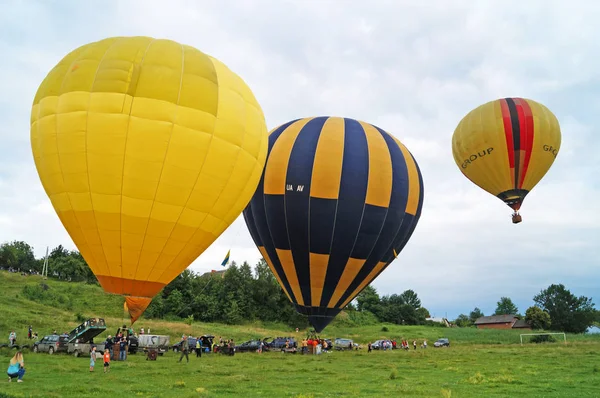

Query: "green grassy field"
left=1, top=271, right=599, bottom=397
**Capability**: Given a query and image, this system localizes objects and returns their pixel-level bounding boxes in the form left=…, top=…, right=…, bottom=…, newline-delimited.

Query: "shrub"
left=530, top=335, right=556, bottom=344
left=381, top=326, right=389, bottom=332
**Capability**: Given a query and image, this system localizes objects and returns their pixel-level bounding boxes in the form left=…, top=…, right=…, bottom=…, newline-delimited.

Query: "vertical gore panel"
left=284, top=117, right=327, bottom=306
left=319, top=119, right=369, bottom=307
left=333, top=127, right=409, bottom=308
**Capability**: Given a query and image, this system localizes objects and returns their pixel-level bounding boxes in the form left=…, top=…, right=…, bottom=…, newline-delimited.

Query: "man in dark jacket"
left=178, top=336, right=189, bottom=363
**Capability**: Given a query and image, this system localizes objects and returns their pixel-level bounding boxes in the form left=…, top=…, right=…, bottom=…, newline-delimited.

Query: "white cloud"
left=0, top=0, right=598, bottom=318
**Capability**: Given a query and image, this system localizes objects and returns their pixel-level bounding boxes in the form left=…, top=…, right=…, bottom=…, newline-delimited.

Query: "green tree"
left=525, top=305, right=551, bottom=330
left=469, top=307, right=484, bottom=324
left=494, top=297, right=518, bottom=315
left=416, top=307, right=431, bottom=319
left=0, top=241, right=38, bottom=272
left=164, top=289, right=184, bottom=316
left=533, top=284, right=596, bottom=333
left=400, top=289, right=421, bottom=310
left=454, top=314, right=472, bottom=327
left=356, top=286, right=381, bottom=315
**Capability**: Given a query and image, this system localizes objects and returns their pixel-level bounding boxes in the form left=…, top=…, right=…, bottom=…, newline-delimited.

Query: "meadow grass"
left=1, top=271, right=599, bottom=397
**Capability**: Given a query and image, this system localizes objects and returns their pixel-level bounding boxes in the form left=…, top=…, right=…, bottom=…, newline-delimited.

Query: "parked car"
left=33, top=334, right=70, bottom=354
left=371, top=339, right=392, bottom=350
left=334, top=338, right=356, bottom=351
left=267, top=337, right=296, bottom=350
left=127, top=335, right=139, bottom=354
left=172, top=337, right=197, bottom=353
left=234, top=339, right=269, bottom=353
left=434, top=338, right=450, bottom=347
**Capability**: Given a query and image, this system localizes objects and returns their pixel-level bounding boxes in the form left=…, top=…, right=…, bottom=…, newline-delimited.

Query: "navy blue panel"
left=284, top=117, right=327, bottom=306
left=244, top=190, right=296, bottom=303
left=319, top=118, right=369, bottom=307
left=264, top=194, right=289, bottom=250
left=309, top=197, right=337, bottom=255
left=333, top=127, right=410, bottom=308
left=242, top=206, right=262, bottom=247
left=350, top=204, right=388, bottom=260
left=381, top=214, right=415, bottom=264
left=382, top=152, right=425, bottom=263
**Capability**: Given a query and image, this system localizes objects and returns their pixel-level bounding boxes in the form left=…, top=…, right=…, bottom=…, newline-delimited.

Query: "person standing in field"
left=367, top=343, right=372, bottom=353
left=423, top=340, right=427, bottom=349
left=90, top=347, right=96, bottom=372
left=7, top=351, right=25, bottom=383
left=178, top=335, right=190, bottom=363
left=413, top=340, right=417, bottom=350
left=28, top=326, right=32, bottom=340
left=103, top=349, right=110, bottom=373
left=195, top=337, right=202, bottom=358
left=8, top=331, right=16, bottom=346
left=119, top=336, right=127, bottom=361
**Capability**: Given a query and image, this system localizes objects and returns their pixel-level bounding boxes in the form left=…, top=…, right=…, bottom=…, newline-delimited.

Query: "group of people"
left=366, top=339, right=427, bottom=352
left=104, top=334, right=130, bottom=361
left=88, top=347, right=112, bottom=373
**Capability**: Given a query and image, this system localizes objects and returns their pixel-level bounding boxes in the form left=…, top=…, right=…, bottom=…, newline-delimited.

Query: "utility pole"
left=42, top=246, right=49, bottom=279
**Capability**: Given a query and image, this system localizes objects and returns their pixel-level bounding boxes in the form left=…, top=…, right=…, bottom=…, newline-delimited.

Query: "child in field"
left=90, top=347, right=96, bottom=372
left=103, top=349, right=110, bottom=373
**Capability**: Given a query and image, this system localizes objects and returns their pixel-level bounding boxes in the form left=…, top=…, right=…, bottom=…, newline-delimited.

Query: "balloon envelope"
left=243, top=117, right=424, bottom=332
left=30, top=36, right=268, bottom=323
left=452, top=97, right=561, bottom=222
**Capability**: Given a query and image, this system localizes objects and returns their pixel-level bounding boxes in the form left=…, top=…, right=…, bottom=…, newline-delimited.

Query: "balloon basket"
left=512, top=213, right=522, bottom=224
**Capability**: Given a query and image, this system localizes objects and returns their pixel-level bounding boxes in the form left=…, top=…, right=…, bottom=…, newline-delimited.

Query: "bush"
left=381, top=326, right=389, bottom=332
left=530, top=334, right=556, bottom=344
left=75, top=313, right=86, bottom=323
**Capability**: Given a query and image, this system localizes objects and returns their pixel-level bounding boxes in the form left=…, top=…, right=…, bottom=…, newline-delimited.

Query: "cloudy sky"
left=1, top=0, right=598, bottom=319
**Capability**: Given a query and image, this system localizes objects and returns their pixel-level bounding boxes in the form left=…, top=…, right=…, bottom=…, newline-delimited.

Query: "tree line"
left=453, top=290, right=598, bottom=334
left=1, top=240, right=597, bottom=331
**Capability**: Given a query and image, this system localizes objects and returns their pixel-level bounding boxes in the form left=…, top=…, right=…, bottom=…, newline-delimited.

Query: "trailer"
left=137, top=334, right=170, bottom=356
left=69, top=342, right=106, bottom=358
left=65, top=318, right=108, bottom=357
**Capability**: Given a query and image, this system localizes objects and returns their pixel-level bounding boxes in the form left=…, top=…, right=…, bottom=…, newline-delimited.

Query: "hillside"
left=1, top=270, right=599, bottom=346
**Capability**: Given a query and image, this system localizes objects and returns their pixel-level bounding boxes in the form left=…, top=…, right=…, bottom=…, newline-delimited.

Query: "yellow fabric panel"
left=309, top=253, right=329, bottom=306
left=310, top=117, right=344, bottom=199
left=520, top=100, right=561, bottom=191
left=259, top=246, right=292, bottom=302
left=392, top=138, right=421, bottom=216
left=340, top=261, right=387, bottom=309
left=359, top=121, right=393, bottom=208
left=30, top=36, right=268, bottom=298
left=327, top=258, right=366, bottom=308
left=452, top=100, right=512, bottom=196
left=264, top=118, right=312, bottom=195
left=275, top=249, right=304, bottom=306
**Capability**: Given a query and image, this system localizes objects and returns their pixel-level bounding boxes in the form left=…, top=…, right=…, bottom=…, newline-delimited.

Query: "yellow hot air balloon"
left=30, top=36, right=268, bottom=323
left=452, top=97, right=561, bottom=223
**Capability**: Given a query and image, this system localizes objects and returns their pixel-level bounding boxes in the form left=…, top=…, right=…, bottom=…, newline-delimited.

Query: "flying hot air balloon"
left=30, top=36, right=268, bottom=324
left=452, top=98, right=561, bottom=223
left=243, top=117, right=424, bottom=332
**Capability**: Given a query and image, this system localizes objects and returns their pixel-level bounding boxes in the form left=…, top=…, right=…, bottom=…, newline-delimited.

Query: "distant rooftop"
left=474, top=314, right=518, bottom=325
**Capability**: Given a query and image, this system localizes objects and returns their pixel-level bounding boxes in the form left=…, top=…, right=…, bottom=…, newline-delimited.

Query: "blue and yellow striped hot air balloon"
left=243, top=117, right=424, bottom=332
